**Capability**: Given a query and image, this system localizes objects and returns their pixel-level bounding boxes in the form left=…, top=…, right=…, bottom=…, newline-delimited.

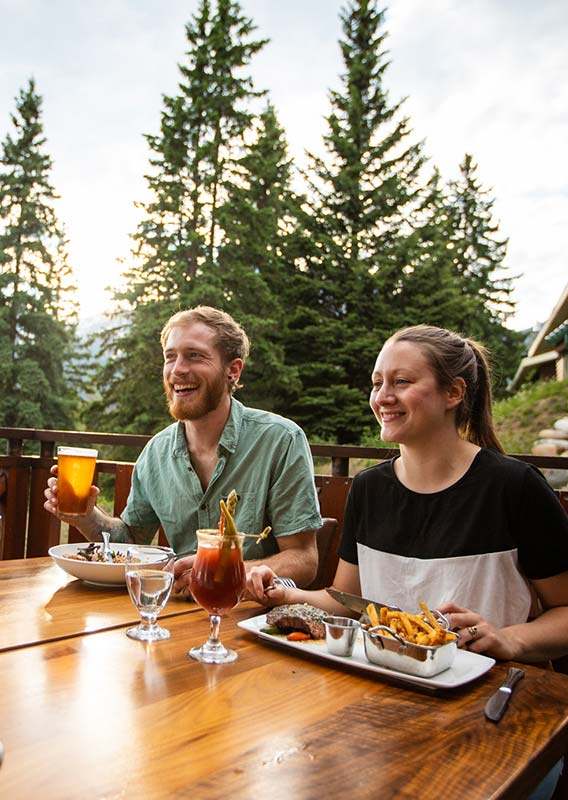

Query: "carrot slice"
left=286, top=631, right=310, bottom=641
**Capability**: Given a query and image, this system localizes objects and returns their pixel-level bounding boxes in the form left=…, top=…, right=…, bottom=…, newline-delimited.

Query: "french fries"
left=365, top=600, right=456, bottom=647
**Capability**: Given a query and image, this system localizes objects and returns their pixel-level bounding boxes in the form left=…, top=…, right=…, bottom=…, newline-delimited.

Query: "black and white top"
left=338, top=449, right=568, bottom=628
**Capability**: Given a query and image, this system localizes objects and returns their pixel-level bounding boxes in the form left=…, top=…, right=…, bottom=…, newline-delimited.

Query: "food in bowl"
left=62, top=542, right=138, bottom=564
left=362, top=600, right=458, bottom=677
left=366, top=600, right=457, bottom=647
left=49, top=543, right=140, bottom=586
left=362, top=626, right=458, bottom=677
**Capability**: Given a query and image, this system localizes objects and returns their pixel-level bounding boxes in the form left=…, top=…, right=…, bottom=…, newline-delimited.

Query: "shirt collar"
left=219, top=398, right=243, bottom=454
left=173, top=421, right=188, bottom=457
left=171, top=398, right=243, bottom=457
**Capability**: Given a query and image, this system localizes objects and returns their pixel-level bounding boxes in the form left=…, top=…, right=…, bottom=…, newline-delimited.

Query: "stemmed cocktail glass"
left=189, top=529, right=246, bottom=663
left=125, top=545, right=175, bottom=641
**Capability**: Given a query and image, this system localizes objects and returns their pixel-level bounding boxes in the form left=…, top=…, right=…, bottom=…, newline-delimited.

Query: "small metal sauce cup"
left=323, top=616, right=361, bottom=657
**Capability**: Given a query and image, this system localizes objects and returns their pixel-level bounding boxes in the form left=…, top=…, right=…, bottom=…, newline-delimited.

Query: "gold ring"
left=467, top=625, right=478, bottom=639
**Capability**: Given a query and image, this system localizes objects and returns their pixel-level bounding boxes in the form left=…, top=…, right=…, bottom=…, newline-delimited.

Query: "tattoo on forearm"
left=92, top=509, right=133, bottom=543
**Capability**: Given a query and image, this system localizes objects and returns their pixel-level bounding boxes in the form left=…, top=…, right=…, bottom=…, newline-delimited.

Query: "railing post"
left=331, top=456, right=349, bottom=477
left=0, top=471, right=6, bottom=558
left=27, top=457, right=62, bottom=557
left=40, top=441, right=55, bottom=458
left=8, top=438, right=23, bottom=456
left=2, top=463, right=30, bottom=559
left=113, top=463, right=135, bottom=516
left=27, top=436, right=61, bottom=556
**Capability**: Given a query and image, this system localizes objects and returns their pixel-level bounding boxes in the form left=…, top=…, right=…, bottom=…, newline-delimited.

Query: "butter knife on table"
left=325, top=587, right=400, bottom=615
left=484, top=667, right=525, bottom=722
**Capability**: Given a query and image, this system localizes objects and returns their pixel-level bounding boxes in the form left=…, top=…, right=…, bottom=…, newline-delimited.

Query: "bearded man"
left=44, top=307, right=322, bottom=601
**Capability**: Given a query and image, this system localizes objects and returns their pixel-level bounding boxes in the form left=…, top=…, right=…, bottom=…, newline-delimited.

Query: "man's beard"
left=164, top=369, right=227, bottom=421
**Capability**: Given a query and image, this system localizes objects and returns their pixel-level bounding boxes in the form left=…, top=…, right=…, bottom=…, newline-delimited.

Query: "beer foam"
left=57, top=447, right=98, bottom=458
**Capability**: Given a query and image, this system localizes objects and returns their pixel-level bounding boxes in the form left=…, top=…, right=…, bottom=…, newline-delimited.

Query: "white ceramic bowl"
left=49, top=542, right=134, bottom=586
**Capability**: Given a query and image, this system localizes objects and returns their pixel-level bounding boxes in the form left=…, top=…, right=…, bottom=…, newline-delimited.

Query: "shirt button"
left=200, top=504, right=206, bottom=510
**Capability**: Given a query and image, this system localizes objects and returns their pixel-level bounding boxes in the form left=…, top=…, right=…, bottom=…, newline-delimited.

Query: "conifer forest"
left=0, top=0, right=525, bottom=443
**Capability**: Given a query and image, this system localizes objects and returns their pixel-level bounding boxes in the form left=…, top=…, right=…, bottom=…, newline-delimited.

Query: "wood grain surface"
left=0, top=557, right=198, bottom=652
left=0, top=602, right=566, bottom=799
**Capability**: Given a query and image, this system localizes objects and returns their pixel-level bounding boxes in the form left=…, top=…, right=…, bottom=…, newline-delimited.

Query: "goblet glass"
left=125, top=545, right=175, bottom=641
left=189, top=529, right=246, bottom=664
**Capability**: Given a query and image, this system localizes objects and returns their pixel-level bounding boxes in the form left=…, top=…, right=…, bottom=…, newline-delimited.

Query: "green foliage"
left=130, top=0, right=267, bottom=297
left=0, top=79, right=80, bottom=427
left=87, top=308, right=170, bottom=435
left=392, top=169, right=469, bottom=330
left=444, top=154, right=525, bottom=394
left=493, top=379, right=568, bottom=454
left=199, top=104, right=304, bottom=411
left=396, top=158, right=525, bottom=399
left=88, top=0, right=269, bottom=433
left=276, top=0, right=429, bottom=443
left=83, top=0, right=527, bottom=446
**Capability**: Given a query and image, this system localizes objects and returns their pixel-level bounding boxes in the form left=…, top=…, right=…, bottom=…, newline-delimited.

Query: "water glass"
left=125, top=545, right=175, bottom=642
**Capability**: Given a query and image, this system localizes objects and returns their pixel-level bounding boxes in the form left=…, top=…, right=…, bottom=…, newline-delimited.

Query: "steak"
left=266, top=603, right=327, bottom=639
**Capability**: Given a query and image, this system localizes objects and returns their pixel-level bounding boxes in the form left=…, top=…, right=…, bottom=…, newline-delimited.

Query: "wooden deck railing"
left=1, top=427, right=567, bottom=564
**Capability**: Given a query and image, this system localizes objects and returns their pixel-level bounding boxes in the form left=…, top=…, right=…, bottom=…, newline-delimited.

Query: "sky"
left=1, top=0, right=567, bottom=332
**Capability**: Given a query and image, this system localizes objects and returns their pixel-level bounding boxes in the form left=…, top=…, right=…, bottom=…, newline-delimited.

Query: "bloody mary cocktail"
left=190, top=531, right=246, bottom=616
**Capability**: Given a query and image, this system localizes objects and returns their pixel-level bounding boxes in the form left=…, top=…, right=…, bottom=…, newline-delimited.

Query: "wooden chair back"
left=307, top=517, right=339, bottom=590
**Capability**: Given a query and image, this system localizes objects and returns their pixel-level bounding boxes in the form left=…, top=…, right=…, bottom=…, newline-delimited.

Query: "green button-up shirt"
left=120, top=399, right=322, bottom=558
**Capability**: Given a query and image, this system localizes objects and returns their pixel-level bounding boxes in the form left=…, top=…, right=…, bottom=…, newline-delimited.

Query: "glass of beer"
left=56, top=446, right=98, bottom=516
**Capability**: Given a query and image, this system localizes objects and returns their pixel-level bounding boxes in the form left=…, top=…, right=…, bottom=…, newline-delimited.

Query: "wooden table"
left=0, top=557, right=198, bottom=652
left=0, top=559, right=567, bottom=799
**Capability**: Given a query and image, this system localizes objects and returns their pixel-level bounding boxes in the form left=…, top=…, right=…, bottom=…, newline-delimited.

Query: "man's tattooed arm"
left=69, top=506, right=156, bottom=545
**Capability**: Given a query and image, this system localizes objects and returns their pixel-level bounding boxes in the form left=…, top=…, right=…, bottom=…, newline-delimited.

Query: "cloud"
left=1, top=0, right=566, bottom=329
left=385, top=0, right=568, bottom=329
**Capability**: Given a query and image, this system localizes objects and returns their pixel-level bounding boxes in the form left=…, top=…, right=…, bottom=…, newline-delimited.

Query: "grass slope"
left=493, top=379, right=568, bottom=454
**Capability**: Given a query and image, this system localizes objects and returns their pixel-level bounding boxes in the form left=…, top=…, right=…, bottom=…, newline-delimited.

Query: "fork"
left=101, top=531, right=113, bottom=562
left=174, top=548, right=197, bottom=562
left=271, top=576, right=297, bottom=589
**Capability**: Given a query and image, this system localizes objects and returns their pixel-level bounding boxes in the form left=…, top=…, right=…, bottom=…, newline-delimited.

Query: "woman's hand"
left=437, top=602, right=522, bottom=661
left=245, top=565, right=294, bottom=606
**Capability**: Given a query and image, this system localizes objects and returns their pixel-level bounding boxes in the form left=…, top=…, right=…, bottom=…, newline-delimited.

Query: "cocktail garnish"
left=214, top=491, right=272, bottom=581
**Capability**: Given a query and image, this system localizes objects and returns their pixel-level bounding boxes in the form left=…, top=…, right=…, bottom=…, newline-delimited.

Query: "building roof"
left=527, top=281, right=568, bottom=357
left=509, top=280, right=568, bottom=391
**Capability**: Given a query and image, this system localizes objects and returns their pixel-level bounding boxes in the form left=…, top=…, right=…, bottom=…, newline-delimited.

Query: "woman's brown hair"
left=387, top=324, right=504, bottom=452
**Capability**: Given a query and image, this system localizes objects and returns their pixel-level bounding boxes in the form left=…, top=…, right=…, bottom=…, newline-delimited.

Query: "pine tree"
left=0, top=79, right=79, bottom=428
left=196, top=104, right=304, bottom=411
left=282, top=0, right=428, bottom=442
left=89, top=0, right=268, bottom=433
left=392, top=169, right=467, bottom=330
left=447, top=154, right=525, bottom=393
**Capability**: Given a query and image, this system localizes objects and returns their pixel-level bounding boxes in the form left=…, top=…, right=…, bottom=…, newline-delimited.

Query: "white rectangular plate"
left=238, top=614, right=495, bottom=690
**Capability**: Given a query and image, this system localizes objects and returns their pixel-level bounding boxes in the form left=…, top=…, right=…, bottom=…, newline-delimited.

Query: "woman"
left=253, top=324, right=568, bottom=657
left=252, top=324, right=568, bottom=798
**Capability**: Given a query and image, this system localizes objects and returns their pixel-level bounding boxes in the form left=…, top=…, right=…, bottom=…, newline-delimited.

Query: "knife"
left=326, top=587, right=400, bottom=615
left=484, top=667, right=525, bottom=722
